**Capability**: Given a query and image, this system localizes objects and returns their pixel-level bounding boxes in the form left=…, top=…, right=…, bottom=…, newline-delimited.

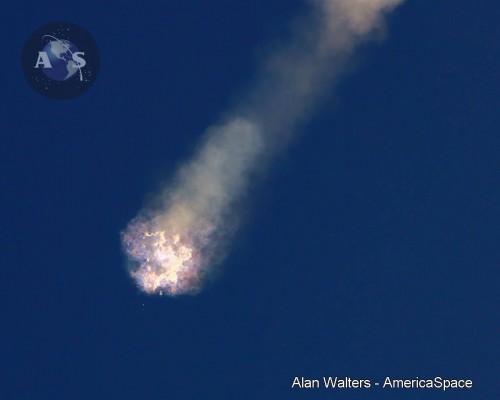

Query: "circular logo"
left=22, top=22, right=100, bottom=99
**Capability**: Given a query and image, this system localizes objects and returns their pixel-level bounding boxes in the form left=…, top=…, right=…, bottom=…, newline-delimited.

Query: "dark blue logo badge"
left=22, top=22, right=100, bottom=99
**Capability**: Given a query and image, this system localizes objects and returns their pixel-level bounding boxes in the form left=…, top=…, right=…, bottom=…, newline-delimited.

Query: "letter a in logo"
left=34, top=52, right=52, bottom=68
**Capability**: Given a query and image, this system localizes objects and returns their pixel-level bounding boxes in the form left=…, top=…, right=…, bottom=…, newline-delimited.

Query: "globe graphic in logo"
left=22, top=22, right=100, bottom=99
left=40, top=39, right=81, bottom=81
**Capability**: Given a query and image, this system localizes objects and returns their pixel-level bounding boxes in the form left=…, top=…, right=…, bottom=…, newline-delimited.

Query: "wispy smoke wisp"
left=121, top=0, right=404, bottom=296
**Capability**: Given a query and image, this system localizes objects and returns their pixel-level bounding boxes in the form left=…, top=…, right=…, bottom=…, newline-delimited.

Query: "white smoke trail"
left=121, top=0, right=404, bottom=296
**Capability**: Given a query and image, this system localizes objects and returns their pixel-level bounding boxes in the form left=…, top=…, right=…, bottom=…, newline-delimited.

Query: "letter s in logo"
left=72, top=52, right=87, bottom=68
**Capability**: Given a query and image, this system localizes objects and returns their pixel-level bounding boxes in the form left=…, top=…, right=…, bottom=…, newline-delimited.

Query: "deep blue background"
left=0, top=1, right=498, bottom=399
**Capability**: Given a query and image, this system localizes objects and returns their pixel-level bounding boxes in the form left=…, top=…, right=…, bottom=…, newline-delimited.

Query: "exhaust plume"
left=121, top=0, right=404, bottom=296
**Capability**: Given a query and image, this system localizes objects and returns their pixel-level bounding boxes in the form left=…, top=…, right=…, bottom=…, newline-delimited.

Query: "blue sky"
left=0, top=1, right=498, bottom=399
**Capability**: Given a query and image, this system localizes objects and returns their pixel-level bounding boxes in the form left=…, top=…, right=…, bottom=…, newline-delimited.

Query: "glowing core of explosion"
left=122, top=217, right=213, bottom=296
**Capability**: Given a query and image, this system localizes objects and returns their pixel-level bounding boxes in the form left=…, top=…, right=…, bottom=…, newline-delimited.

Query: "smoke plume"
left=122, top=0, right=404, bottom=296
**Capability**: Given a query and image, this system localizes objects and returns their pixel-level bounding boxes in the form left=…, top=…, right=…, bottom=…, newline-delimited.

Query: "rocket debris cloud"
left=122, top=0, right=404, bottom=296
left=122, top=119, right=262, bottom=295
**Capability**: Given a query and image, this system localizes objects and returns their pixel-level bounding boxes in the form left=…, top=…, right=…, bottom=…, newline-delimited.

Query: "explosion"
left=122, top=215, right=215, bottom=295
